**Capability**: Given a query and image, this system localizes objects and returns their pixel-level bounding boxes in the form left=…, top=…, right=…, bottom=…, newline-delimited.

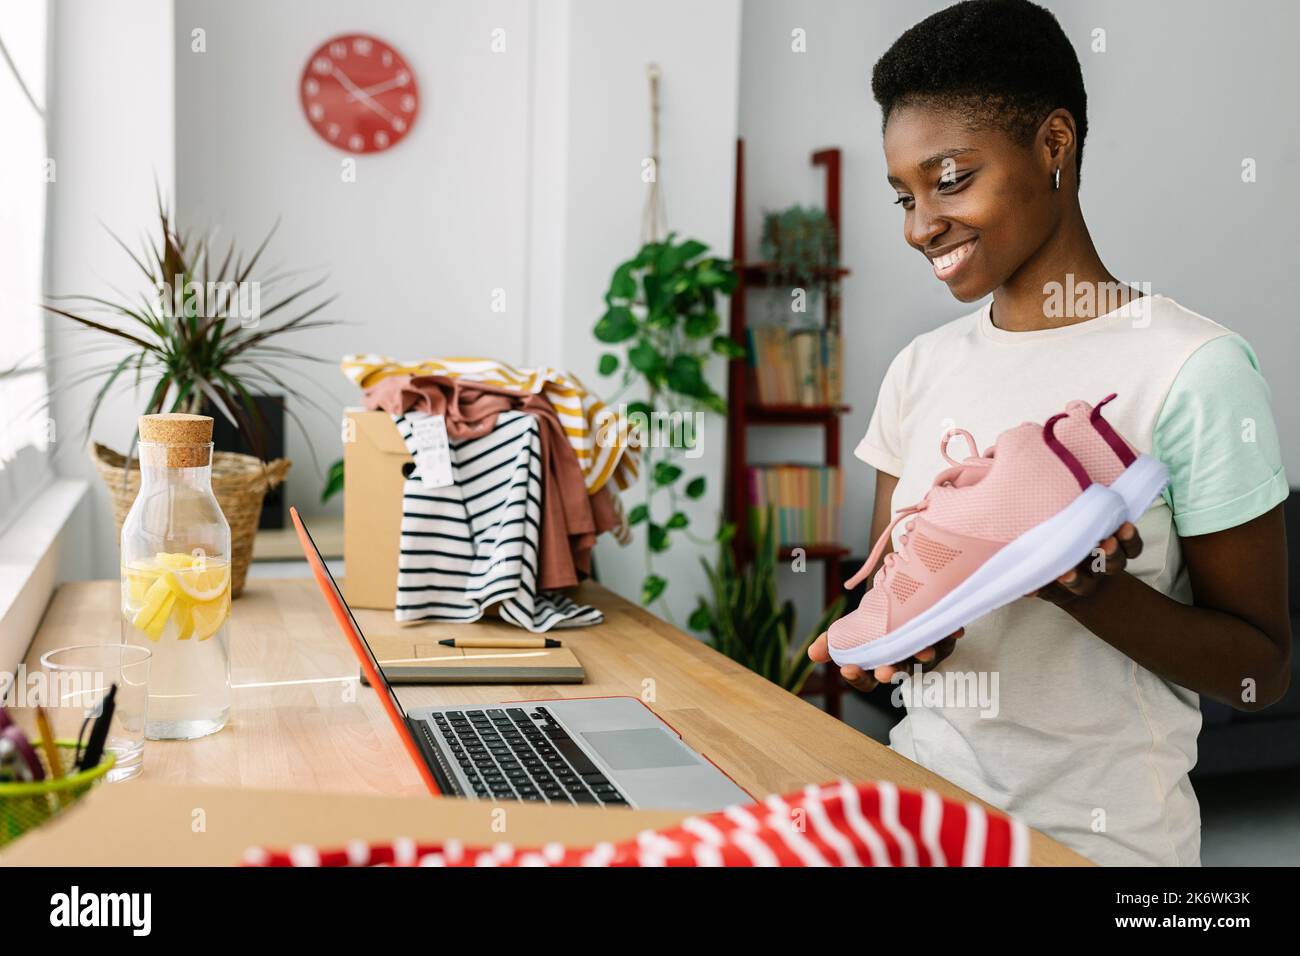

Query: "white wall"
left=555, top=0, right=742, bottom=628
left=739, top=0, right=1300, bottom=590
left=174, top=0, right=534, bottom=524
left=46, top=0, right=175, bottom=578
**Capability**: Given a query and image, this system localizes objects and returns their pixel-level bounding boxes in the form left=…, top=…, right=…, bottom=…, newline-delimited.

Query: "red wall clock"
left=300, top=34, right=418, bottom=154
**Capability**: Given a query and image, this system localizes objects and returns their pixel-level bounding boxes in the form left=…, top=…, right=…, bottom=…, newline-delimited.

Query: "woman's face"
left=883, top=104, right=1059, bottom=302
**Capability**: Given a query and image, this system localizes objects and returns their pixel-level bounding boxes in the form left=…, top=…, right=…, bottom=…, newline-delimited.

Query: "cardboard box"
left=0, top=781, right=687, bottom=866
left=343, top=408, right=411, bottom=608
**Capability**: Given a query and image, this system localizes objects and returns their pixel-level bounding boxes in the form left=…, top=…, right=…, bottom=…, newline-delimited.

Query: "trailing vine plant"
left=594, top=233, right=741, bottom=615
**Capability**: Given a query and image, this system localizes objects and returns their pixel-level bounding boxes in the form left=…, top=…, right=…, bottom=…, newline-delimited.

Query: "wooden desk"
left=19, top=578, right=1090, bottom=865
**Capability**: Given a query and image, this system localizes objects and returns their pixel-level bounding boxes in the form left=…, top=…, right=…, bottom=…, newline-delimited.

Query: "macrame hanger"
left=641, top=63, right=667, bottom=244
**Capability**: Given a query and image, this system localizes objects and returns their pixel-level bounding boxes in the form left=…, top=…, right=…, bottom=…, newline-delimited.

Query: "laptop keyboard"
left=430, top=706, right=630, bottom=806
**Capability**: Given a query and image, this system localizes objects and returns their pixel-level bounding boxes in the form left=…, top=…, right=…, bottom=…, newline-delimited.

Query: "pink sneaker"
left=912, top=394, right=1168, bottom=521
left=827, top=417, right=1128, bottom=670
left=1051, top=393, right=1169, bottom=522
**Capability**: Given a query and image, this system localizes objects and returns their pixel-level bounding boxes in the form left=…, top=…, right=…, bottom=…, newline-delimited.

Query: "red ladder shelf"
left=725, top=138, right=851, bottom=719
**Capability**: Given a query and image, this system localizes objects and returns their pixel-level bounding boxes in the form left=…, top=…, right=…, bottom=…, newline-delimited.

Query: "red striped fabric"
left=241, top=781, right=1030, bottom=868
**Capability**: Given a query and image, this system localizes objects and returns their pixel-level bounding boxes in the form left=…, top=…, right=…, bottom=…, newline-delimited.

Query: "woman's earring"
left=1053, top=168, right=1061, bottom=191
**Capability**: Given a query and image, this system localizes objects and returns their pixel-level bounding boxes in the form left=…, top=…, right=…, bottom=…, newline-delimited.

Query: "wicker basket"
left=92, top=443, right=290, bottom=597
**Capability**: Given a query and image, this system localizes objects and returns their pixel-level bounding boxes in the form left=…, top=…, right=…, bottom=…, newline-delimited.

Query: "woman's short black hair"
left=871, top=0, right=1088, bottom=177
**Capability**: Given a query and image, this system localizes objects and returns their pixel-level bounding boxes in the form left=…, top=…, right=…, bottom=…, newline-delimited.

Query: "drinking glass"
left=37, top=643, right=151, bottom=781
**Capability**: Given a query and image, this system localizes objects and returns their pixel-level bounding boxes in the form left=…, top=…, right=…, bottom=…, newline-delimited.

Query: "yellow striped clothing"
left=341, top=355, right=640, bottom=495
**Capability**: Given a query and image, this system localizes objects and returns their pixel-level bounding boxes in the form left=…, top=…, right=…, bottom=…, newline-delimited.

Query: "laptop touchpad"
left=581, top=728, right=699, bottom=771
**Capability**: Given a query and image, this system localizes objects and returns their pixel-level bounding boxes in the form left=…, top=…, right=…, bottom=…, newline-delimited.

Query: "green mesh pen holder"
left=0, top=740, right=115, bottom=847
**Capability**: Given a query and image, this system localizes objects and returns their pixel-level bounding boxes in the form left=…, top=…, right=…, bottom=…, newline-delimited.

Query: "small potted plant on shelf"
left=43, top=195, right=338, bottom=596
left=759, top=204, right=841, bottom=310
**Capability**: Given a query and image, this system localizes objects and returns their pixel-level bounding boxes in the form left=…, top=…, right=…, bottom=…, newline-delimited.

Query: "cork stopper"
left=138, top=414, right=214, bottom=468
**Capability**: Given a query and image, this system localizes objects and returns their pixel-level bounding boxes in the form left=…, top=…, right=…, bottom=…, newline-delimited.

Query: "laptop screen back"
left=291, top=506, right=441, bottom=796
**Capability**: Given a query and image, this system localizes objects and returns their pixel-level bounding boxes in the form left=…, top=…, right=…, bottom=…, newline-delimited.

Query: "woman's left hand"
left=1028, top=521, right=1144, bottom=605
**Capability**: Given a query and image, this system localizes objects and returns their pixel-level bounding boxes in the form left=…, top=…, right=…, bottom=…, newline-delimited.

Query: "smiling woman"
left=874, top=0, right=1095, bottom=311
left=880, top=98, right=1091, bottom=308
left=808, top=0, right=1292, bottom=868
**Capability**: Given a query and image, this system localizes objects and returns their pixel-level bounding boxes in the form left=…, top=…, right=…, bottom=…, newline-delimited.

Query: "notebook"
left=348, top=608, right=586, bottom=684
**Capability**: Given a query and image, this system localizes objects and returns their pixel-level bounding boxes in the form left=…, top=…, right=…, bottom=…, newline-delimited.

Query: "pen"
left=35, top=705, right=70, bottom=807
left=34, top=706, right=65, bottom=780
left=78, top=684, right=117, bottom=772
left=438, top=637, right=562, bottom=649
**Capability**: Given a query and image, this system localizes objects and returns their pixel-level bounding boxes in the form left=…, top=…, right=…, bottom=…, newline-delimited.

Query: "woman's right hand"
left=807, top=629, right=965, bottom=692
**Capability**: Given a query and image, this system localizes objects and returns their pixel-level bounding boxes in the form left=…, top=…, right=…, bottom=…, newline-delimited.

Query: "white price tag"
left=410, top=415, right=454, bottom=489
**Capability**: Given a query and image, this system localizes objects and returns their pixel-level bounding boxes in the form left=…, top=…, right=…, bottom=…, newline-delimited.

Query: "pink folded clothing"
left=365, top=374, right=619, bottom=590
left=241, top=780, right=1030, bottom=867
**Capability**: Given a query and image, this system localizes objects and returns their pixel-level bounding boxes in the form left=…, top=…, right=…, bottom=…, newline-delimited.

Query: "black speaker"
left=205, top=394, right=286, bottom=529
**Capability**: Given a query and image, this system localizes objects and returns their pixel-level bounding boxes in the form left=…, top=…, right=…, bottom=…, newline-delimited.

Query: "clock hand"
left=345, top=73, right=409, bottom=102
left=330, top=65, right=398, bottom=124
left=329, top=62, right=362, bottom=92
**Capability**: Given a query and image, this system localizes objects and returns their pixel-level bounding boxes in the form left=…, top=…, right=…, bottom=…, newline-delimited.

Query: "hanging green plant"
left=594, top=232, right=741, bottom=616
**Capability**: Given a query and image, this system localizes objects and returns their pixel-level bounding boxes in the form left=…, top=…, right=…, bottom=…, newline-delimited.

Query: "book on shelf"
left=745, top=464, right=843, bottom=548
left=825, top=327, right=842, bottom=408
left=745, top=325, right=843, bottom=408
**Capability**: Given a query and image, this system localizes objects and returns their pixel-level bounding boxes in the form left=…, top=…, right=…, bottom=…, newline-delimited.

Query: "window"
left=0, top=1, right=49, bottom=531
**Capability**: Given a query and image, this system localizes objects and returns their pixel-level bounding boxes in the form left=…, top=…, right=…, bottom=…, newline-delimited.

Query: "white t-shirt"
left=854, top=295, right=1286, bottom=866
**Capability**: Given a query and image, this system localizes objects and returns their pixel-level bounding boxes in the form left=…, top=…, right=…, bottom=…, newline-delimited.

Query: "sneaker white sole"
left=1109, top=453, right=1169, bottom=523
left=829, top=483, right=1129, bottom=670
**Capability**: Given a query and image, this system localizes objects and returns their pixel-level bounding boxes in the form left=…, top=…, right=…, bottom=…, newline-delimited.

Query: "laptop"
left=292, top=507, right=752, bottom=811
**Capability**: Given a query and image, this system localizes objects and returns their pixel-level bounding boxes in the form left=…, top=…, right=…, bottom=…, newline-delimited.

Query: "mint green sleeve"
left=1153, top=334, right=1289, bottom=537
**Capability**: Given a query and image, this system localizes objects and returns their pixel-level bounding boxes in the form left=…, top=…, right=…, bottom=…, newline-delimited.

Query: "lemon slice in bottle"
left=166, top=564, right=229, bottom=604
left=131, top=574, right=176, bottom=641
left=154, top=551, right=196, bottom=571
left=161, top=555, right=229, bottom=639
left=124, top=560, right=159, bottom=611
left=127, top=554, right=229, bottom=640
left=191, top=591, right=230, bottom=641
left=173, top=601, right=196, bottom=640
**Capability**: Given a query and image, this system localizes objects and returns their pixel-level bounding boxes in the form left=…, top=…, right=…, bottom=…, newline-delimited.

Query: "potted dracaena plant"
left=42, top=194, right=338, bottom=596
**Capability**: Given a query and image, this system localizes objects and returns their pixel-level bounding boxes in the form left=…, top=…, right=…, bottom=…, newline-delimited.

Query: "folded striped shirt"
left=394, top=409, right=602, bottom=633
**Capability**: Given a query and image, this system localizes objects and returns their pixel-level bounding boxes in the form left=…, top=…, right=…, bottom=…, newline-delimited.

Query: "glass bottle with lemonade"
left=120, top=414, right=232, bottom=739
